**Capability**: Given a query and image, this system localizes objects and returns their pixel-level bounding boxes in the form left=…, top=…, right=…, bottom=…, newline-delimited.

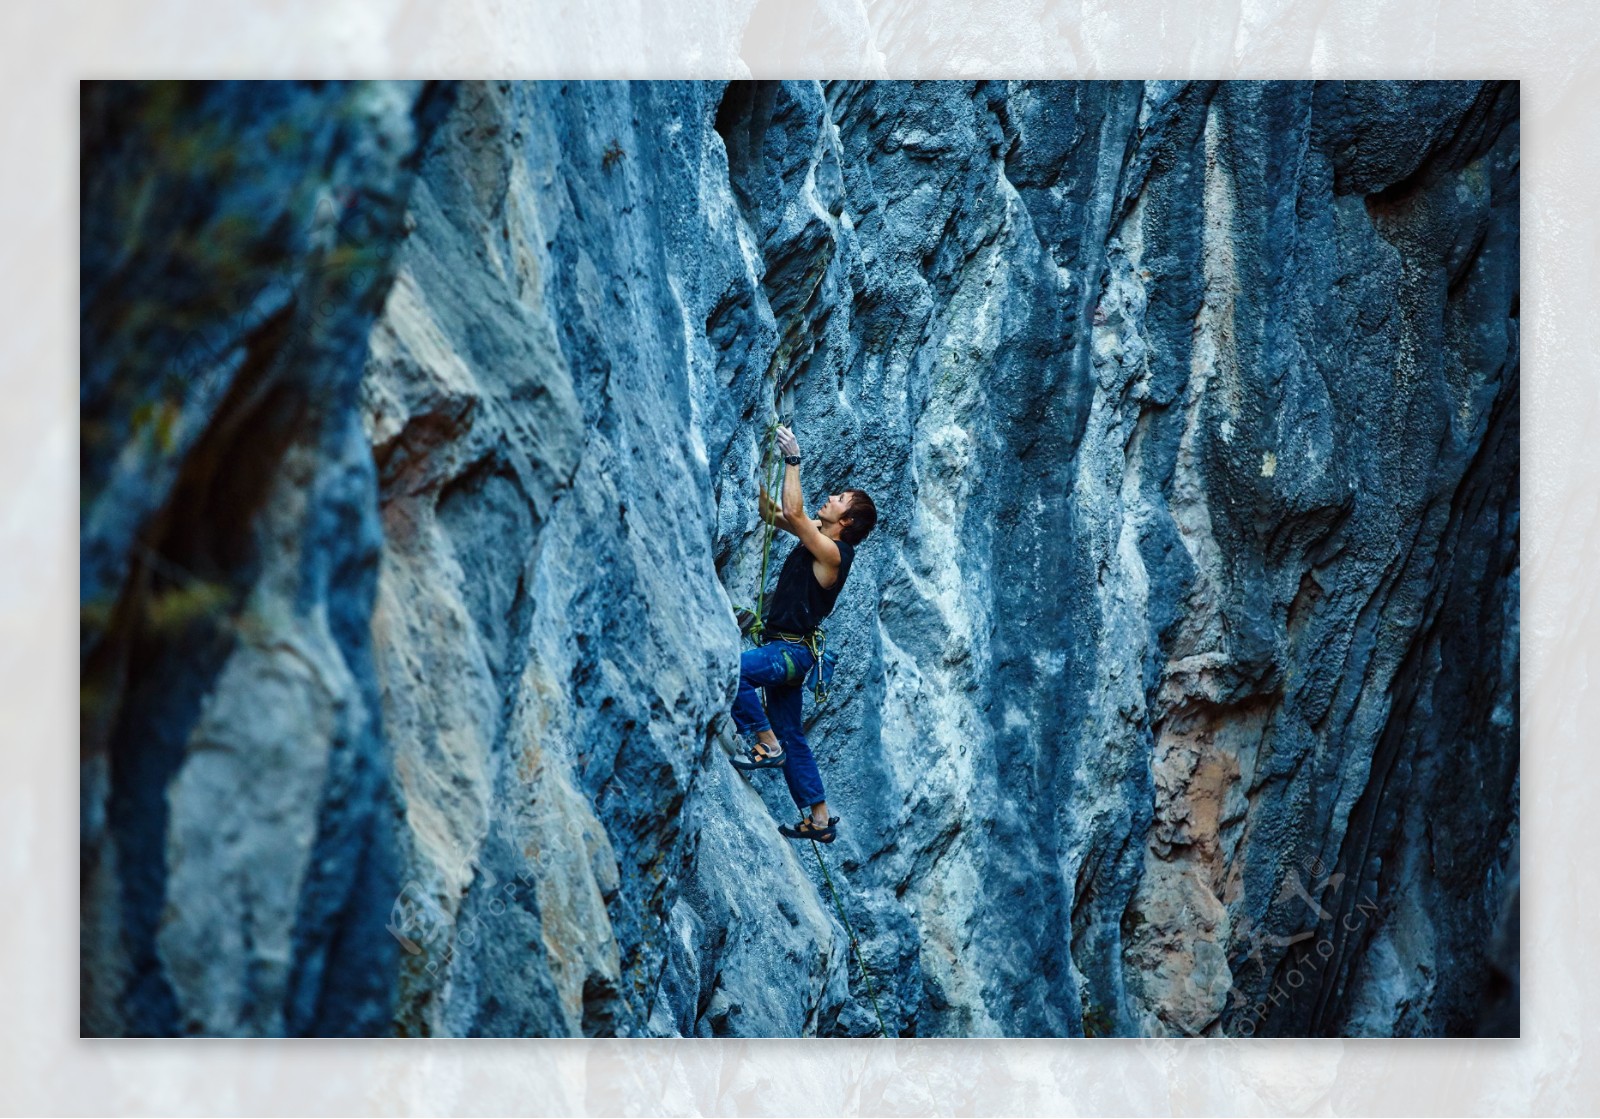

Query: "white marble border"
left=12, top=1, right=1581, bottom=1113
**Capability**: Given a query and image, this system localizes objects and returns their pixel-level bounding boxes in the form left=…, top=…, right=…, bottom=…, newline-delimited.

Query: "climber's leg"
left=764, top=677, right=830, bottom=825
left=731, top=643, right=805, bottom=758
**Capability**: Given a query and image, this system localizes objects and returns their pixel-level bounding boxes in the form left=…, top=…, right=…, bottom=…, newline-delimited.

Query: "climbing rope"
left=747, top=414, right=783, bottom=645
left=811, top=839, right=888, bottom=1038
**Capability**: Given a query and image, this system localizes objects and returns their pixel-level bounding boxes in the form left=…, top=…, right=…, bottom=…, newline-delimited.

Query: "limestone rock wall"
left=80, top=79, right=453, bottom=1035
left=80, top=79, right=1519, bottom=1037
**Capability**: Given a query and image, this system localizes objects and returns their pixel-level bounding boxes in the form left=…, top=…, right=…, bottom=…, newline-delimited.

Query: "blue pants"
left=731, top=640, right=825, bottom=809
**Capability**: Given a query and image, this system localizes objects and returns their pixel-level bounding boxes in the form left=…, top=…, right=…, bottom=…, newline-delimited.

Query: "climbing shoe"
left=730, top=742, right=786, bottom=771
left=779, top=816, right=840, bottom=843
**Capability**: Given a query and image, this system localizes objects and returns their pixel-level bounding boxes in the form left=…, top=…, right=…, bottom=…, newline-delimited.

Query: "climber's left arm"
left=759, top=486, right=797, bottom=536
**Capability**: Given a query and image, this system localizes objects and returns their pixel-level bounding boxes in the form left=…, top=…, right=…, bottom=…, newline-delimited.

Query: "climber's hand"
left=775, top=425, right=801, bottom=460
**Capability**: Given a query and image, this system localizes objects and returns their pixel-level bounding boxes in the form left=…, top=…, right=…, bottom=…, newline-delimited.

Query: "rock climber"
left=730, top=423, right=877, bottom=844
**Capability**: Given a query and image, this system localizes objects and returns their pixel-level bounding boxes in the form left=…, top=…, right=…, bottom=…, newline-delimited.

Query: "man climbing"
left=731, top=423, right=877, bottom=844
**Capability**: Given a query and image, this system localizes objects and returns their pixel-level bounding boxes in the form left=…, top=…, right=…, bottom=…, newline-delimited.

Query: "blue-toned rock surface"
left=80, top=79, right=1519, bottom=1037
left=80, top=79, right=454, bottom=1036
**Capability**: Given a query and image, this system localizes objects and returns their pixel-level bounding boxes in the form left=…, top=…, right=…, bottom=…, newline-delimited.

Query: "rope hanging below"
left=812, top=839, right=888, bottom=1038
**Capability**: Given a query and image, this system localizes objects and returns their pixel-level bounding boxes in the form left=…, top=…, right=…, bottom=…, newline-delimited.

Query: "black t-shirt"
left=763, top=537, right=855, bottom=635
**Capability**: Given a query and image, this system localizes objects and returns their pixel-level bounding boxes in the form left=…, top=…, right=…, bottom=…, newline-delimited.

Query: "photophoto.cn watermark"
left=386, top=846, right=540, bottom=979
left=1224, top=852, right=1380, bottom=1036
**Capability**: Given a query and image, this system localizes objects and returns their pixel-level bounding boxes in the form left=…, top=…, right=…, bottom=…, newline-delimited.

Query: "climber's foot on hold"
left=731, top=740, right=786, bottom=771
left=779, top=815, right=839, bottom=843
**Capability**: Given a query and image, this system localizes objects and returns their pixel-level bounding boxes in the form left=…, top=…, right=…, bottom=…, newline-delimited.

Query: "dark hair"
left=840, top=488, right=877, bottom=545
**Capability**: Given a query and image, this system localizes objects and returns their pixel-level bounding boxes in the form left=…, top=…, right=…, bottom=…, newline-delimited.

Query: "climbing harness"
left=755, top=626, right=838, bottom=706
left=811, top=839, right=888, bottom=1038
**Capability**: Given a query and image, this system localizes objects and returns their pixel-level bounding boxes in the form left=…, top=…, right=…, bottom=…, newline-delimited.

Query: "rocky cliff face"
left=81, top=79, right=1519, bottom=1037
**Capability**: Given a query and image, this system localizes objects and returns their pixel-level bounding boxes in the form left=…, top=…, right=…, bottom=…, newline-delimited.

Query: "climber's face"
left=820, top=492, right=853, bottom=526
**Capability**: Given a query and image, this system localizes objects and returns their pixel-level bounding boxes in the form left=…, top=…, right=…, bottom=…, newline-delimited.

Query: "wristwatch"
left=783, top=454, right=802, bottom=465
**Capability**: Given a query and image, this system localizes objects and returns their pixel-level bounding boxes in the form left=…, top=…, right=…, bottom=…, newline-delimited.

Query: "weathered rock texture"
left=81, top=79, right=1519, bottom=1037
